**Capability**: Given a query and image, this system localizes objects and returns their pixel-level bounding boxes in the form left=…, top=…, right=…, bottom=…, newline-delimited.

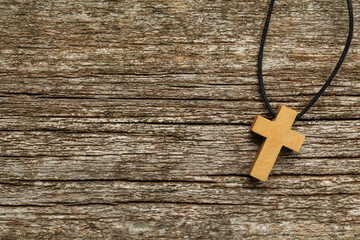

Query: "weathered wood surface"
left=0, top=0, right=359, bottom=239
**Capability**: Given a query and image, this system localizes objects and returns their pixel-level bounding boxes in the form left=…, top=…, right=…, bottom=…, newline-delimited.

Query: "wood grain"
left=0, top=0, right=359, bottom=239
left=0, top=121, right=359, bottom=181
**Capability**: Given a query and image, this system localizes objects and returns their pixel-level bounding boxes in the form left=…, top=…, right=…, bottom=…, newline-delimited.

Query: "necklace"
left=249, top=0, right=354, bottom=182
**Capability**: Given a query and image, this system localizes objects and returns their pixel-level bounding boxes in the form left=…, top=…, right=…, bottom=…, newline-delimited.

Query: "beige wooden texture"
left=0, top=0, right=359, bottom=239
left=249, top=105, right=305, bottom=181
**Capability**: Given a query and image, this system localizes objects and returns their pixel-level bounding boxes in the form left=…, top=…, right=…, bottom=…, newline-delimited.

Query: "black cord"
left=258, top=0, right=354, bottom=120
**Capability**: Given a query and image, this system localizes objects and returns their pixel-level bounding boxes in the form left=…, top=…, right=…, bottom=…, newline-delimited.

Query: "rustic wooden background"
left=0, top=0, right=359, bottom=239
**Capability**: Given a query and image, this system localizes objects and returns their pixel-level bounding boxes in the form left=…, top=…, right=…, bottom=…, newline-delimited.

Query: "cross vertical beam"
left=249, top=105, right=305, bottom=181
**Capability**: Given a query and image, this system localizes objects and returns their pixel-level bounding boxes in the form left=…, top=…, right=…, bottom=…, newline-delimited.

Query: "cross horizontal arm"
left=283, top=130, right=305, bottom=152
left=250, top=116, right=272, bottom=137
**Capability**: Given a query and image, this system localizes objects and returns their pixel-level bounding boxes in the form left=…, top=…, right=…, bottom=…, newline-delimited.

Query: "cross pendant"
left=249, top=105, right=305, bottom=182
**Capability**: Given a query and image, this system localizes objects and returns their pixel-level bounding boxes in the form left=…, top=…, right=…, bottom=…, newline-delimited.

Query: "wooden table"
left=1, top=0, right=359, bottom=239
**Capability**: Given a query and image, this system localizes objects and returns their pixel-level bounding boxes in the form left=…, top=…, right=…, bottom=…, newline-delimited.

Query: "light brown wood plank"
left=0, top=121, right=359, bottom=181
left=0, top=176, right=359, bottom=238
left=1, top=175, right=359, bottom=206
left=0, top=0, right=359, bottom=121
left=0, top=0, right=359, bottom=238
left=0, top=96, right=360, bottom=127
left=0, top=203, right=359, bottom=239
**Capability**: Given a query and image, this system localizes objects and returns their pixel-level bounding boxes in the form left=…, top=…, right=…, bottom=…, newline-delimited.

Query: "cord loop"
left=258, top=0, right=354, bottom=120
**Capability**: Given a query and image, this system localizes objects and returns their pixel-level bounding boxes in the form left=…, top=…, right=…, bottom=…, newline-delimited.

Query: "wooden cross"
left=249, top=105, right=305, bottom=182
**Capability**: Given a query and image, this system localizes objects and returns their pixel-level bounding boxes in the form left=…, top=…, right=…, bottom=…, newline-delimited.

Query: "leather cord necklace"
left=249, top=0, right=354, bottom=181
